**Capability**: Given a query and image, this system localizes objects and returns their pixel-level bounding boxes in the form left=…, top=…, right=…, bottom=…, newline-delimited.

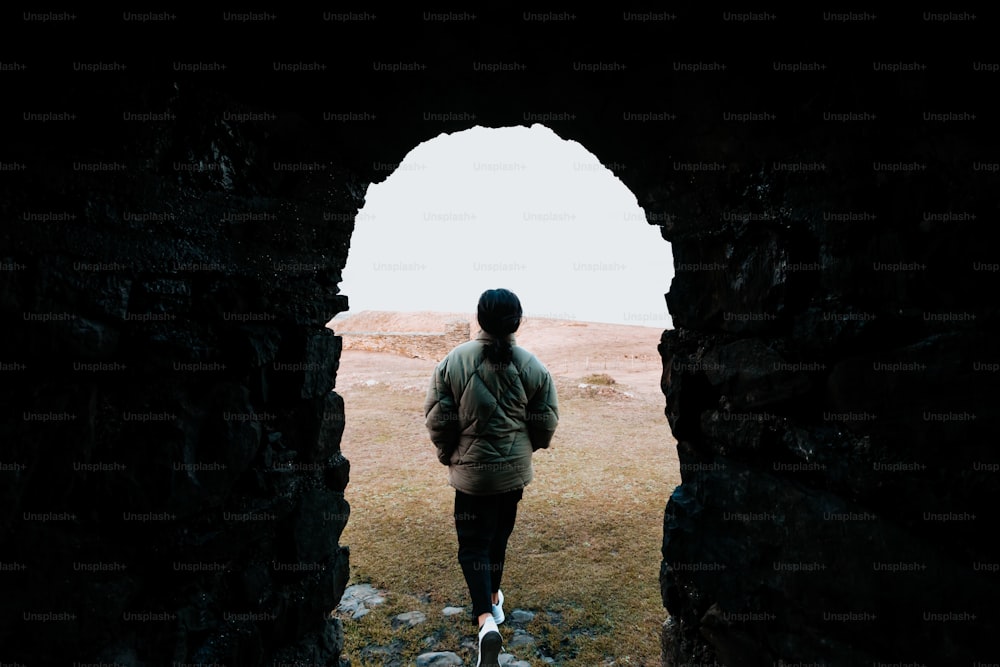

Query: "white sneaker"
left=476, top=616, right=502, bottom=667
left=491, top=589, right=505, bottom=625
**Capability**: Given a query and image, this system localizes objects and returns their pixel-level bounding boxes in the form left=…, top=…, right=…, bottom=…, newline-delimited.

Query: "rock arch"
left=3, top=10, right=997, bottom=665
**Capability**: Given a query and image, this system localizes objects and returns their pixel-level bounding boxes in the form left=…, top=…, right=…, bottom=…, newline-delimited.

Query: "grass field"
left=334, top=348, right=679, bottom=666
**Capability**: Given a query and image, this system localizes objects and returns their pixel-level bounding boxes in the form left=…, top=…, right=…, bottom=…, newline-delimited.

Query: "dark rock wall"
left=2, top=9, right=997, bottom=666
left=2, top=40, right=357, bottom=666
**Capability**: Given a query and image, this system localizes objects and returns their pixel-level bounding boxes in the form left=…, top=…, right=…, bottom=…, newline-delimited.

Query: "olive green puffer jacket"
left=424, top=332, right=559, bottom=495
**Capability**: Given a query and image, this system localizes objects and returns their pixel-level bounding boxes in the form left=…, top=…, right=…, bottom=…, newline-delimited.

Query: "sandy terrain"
left=328, top=310, right=667, bottom=404
left=331, top=311, right=679, bottom=664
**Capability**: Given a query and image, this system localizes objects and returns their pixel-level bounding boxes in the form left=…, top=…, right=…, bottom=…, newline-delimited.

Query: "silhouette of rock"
left=3, top=9, right=997, bottom=666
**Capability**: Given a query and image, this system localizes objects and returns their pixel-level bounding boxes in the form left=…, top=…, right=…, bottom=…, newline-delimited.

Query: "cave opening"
left=6, top=12, right=996, bottom=665
left=327, top=123, right=680, bottom=663
left=336, top=123, right=673, bottom=328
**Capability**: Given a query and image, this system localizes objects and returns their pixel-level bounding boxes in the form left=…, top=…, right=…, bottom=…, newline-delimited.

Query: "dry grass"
left=580, top=373, right=616, bottom=385
left=335, top=362, right=679, bottom=666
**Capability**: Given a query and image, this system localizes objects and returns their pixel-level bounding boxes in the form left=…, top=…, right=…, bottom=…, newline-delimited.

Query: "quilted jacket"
left=424, top=331, right=559, bottom=495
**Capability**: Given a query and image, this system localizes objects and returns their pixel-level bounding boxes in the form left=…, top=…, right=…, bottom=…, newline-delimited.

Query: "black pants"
left=454, top=487, right=523, bottom=619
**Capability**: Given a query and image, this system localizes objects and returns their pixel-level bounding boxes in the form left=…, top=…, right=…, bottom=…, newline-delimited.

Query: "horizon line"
left=328, top=308, right=670, bottom=329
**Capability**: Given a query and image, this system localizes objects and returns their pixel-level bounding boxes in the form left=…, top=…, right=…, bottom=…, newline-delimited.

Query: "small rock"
left=344, top=583, right=385, bottom=603
left=415, top=651, right=463, bottom=667
left=541, top=658, right=555, bottom=664
left=442, top=606, right=466, bottom=617
left=507, top=631, right=536, bottom=649
left=501, top=656, right=532, bottom=667
left=338, top=583, right=387, bottom=619
left=509, top=609, right=535, bottom=624
left=391, top=610, right=427, bottom=629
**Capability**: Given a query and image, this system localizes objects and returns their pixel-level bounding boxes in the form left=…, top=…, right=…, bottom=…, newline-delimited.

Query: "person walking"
left=424, top=288, right=559, bottom=666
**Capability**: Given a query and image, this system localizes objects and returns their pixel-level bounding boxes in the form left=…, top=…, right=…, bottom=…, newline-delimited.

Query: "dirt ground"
left=329, top=310, right=667, bottom=404
left=329, top=311, right=679, bottom=665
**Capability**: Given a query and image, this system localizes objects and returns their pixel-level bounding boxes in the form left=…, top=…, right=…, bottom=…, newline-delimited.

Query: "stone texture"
left=509, top=609, right=535, bottom=624
left=506, top=630, right=536, bottom=649
left=3, top=11, right=997, bottom=667
left=499, top=657, right=531, bottom=667
left=2, top=62, right=359, bottom=665
left=337, top=583, right=387, bottom=620
left=338, top=319, right=471, bottom=361
left=415, top=651, right=464, bottom=667
left=391, top=610, right=428, bottom=629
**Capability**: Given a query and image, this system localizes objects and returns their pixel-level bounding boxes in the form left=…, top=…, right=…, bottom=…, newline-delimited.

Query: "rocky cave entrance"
left=328, top=123, right=679, bottom=663
left=9, top=18, right=996, bottom=663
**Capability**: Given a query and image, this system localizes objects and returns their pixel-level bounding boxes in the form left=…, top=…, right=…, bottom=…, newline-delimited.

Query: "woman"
left=424, top=288, right=559, bottom=666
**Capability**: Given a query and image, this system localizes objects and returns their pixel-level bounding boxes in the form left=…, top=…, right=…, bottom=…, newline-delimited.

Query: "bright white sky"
left=339, top=124, right=674, bottom=328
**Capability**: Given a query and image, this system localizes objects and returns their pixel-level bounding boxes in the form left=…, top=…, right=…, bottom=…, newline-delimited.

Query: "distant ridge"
left=328, top=309, right=662, bottom=334
left=329, top=310, right=475, bottom=333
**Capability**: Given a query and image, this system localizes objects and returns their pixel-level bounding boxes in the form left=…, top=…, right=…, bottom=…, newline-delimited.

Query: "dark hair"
left=477, top=288, right=522, bottom=365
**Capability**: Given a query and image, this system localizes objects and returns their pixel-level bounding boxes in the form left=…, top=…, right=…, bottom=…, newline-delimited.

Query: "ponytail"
left=482, top=335, right=515, bottom=366
left=477, top=288, right=522, bottom=367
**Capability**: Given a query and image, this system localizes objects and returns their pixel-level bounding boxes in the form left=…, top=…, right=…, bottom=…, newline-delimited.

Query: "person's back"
left=425, top=333, right=557, bottom=495
left=423, top=288, right=558, bottom=666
